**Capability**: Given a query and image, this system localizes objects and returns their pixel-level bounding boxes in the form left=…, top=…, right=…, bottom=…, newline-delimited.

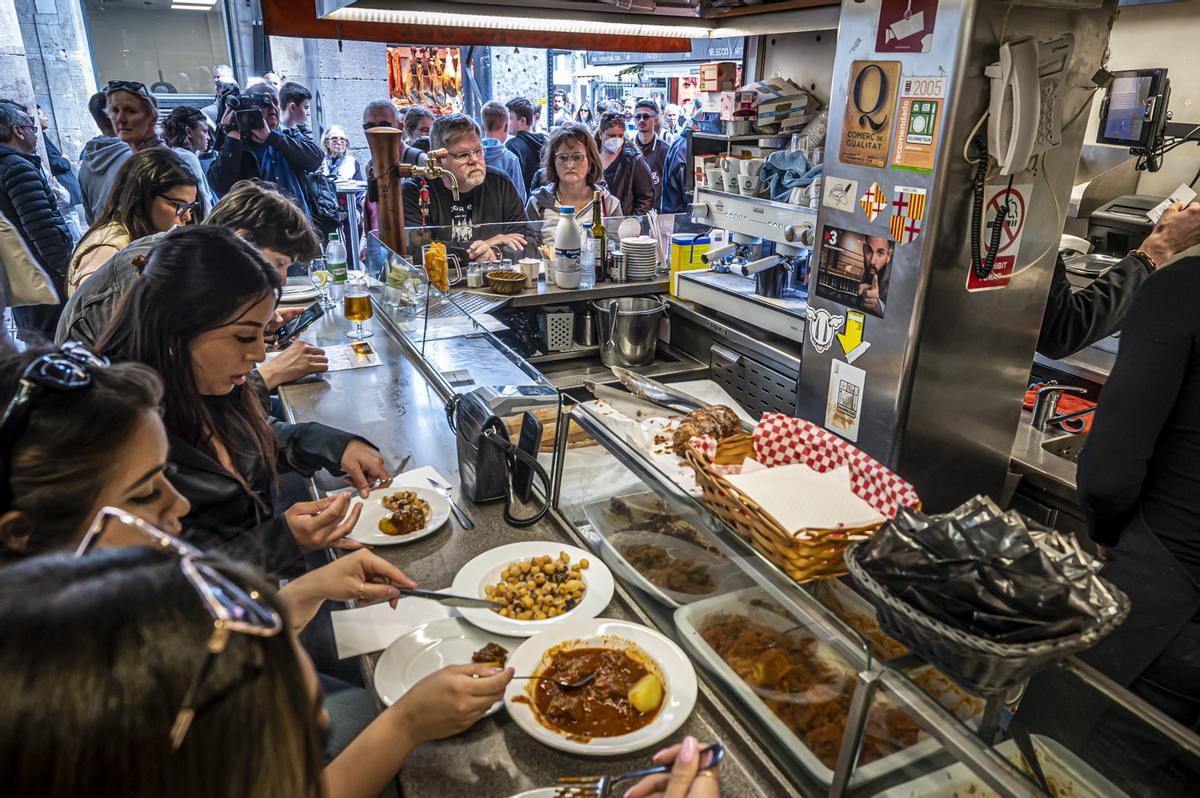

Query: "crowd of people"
left=0, top=63, right=723, bottom=797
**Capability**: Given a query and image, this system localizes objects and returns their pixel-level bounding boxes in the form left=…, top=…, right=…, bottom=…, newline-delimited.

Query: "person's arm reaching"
left=1076, top=267, right=1195, bottom=546
left=1036, top=254, right=1149, bottom=360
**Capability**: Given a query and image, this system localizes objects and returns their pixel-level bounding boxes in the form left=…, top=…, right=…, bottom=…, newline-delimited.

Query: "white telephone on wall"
left=985, top=34, right=1075, bottom=175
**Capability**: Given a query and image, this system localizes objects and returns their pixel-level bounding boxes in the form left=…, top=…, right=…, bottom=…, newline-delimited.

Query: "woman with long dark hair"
left=97, top=225, right=388, bottom=571
left=0, top=546, right=512, bottom=798
left=68, top=148, right=199, bottom=295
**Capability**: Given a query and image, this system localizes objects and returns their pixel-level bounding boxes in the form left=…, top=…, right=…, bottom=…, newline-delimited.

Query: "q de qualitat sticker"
left=839, top=61, right=902, bottom=170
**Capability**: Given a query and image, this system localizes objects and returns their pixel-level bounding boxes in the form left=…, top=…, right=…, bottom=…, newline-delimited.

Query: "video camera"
left=217, top=86, right=274, bottom=137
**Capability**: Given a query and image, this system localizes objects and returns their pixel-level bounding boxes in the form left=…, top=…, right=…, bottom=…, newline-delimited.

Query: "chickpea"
left=520, top=561, right=531, bottom=574
left=517, top=611, right=532, bottom=621
left=533, top=572, right=546, bottom=585
left=543, top=562, right=557, bottom=574
left=580, top=559, right=590, bottom=569
left=534, top=611, right=546, bottom=620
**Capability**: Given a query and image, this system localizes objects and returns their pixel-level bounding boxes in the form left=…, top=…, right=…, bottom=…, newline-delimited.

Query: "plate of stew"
left=504, top=618, right=697, bottom=755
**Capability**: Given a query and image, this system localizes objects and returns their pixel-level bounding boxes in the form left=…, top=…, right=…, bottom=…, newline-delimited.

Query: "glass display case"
left=550, top=401, right=1200, bottom=797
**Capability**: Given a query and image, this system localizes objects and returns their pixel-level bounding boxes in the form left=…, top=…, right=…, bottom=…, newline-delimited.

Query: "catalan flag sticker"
left=858, top=182, right=887, bottom=222
left=889, top=185, right=927, bottom=245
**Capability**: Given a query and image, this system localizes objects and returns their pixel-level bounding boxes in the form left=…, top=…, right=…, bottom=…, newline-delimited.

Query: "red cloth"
left=1023, top=383, right=1096, bottom=433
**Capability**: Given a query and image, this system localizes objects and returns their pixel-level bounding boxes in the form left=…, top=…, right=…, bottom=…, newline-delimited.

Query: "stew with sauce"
left=532, top=648, right=660, bottom=741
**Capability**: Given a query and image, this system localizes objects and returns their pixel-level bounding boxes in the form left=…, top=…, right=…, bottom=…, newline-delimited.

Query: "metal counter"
left=1008, top=410, right=1081, bottom=503
left=276, top=309, right=798, bottom=798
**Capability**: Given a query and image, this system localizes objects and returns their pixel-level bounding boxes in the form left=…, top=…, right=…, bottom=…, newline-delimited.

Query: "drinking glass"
left=308, top=257, right=335, bottom=309
left=343, top=276, right=374, bottom=339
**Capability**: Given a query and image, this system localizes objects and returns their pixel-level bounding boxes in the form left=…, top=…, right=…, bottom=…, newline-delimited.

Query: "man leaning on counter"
left=401, top=114, right=527, bottom=265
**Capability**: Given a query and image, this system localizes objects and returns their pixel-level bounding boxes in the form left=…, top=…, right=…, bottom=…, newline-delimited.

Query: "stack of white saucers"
left=620, top=236, right=660, bottom=281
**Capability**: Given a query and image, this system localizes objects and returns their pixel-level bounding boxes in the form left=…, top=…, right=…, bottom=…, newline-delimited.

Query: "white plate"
left=281, top=285, right=319, bottom=303
left=452, top=541, right=615, bottom=637
left=504, top=618, right=697, bottom=756
left=505, top=790, right=558, bottom=798
left=346, top=486, right=450, bottom=546
left=374, top=617, right=522, bottom=716
left=617, top=218, right=643, bottom=239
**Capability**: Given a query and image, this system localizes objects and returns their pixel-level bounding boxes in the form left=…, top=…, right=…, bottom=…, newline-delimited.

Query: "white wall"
left=1084, top=0, right=1200, bottom=196
left=759, top=28, right=839, bottom=107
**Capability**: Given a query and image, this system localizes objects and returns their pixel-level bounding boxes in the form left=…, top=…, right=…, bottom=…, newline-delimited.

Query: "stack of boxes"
left=698, top=64, right=815, bottom=135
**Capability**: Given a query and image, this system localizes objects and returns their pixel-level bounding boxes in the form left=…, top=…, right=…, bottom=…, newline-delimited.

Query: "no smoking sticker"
left=966, top=183, right=1032, bottom=292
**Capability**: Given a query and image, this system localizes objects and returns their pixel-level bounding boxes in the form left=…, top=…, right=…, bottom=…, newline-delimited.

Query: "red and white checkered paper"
left=746, top=413, right=920, bottom=518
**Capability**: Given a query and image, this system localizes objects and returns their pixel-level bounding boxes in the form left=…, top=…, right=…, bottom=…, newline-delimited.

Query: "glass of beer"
left=343, top=275, right=373, bottom=340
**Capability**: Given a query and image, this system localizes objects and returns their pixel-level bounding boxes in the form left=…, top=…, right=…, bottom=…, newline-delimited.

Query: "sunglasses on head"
left=0, top=343, right=110, bottom=510
left=105, top=80, right=153, bottom=100
left=76, top=507, right=283, bottom=750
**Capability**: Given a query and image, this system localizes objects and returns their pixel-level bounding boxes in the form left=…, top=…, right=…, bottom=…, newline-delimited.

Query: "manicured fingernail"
left=680, top=736, right=698, bottom=763
left=386, top=587, right=401, bottom=600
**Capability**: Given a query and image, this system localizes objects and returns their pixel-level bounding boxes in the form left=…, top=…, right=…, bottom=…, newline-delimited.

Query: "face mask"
left=604, top=137, right=623, bottom=154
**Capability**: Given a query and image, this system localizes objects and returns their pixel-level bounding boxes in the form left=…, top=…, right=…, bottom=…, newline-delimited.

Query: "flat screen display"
left=1098, top=69, right=1167, bottom=149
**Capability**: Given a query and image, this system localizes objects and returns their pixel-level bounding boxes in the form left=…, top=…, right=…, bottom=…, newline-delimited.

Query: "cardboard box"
left=738, top=76, right=807, bottom=100
left=700, top=61, right=738, bottom=92
left=757, top=93, right=810, bottom=121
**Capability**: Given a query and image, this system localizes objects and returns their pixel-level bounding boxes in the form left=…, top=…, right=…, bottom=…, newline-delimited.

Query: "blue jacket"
left=483, top=138, right=526, bottom=202
left=660, top=129, right=690, bottom=215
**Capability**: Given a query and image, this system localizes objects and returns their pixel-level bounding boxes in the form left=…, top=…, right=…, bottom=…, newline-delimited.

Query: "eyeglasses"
left=446, top=146, right=484, bottom=163
left=362, top=121, right=397, bottom=131
left=156, top=193, right=202, bottom=219
left=0, top=343, right=110, bottom=510
left=327, top=136, right=348, bottom=143
left=75, top=507, right=283, bottom=750
left=634, top=113, right=657, bottom=121
left=554, top=153, right=587, bottom=167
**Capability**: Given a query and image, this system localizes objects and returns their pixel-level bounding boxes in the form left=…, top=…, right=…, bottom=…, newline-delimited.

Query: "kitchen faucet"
left=1032, top=384, right=1093, bottom=432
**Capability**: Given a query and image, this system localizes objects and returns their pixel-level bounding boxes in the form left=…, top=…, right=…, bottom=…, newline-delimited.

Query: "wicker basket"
left=684, top=433, right=886, bottom=583
left=485, top=270, right=527, bottom=295
left=845, top=543, right=1131, bottom=695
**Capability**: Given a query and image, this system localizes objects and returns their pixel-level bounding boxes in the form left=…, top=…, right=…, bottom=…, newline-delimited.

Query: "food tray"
left=674, top=587, right=979, bottom=788
left=872, top=734, right=1128, bottom=798
left=580, top=492, right=752, bottom=608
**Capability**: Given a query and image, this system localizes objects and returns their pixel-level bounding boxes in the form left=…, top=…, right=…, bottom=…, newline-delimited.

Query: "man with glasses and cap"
left=401, top=114, right=526, bottom=263
left=0, top=98, right=71, bottom=341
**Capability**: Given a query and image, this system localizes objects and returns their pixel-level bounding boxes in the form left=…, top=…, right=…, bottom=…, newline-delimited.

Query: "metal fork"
left=428, top=477, right=475, bottom=529
left=554, top=743, right=724, bottom=798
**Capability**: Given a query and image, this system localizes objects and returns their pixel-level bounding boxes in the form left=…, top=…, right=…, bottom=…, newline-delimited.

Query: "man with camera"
left=206, top=82, right=323, bottom=219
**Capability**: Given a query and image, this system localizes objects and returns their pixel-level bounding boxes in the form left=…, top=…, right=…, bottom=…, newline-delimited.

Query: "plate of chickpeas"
left=452, top=542, right=615, bottom=637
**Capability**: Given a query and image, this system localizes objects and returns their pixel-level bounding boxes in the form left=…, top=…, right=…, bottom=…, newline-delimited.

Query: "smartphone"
left=273, top=302, right=324, bottom=347
left=236, top=108, right=267, bottom=132
left=512, top=411, right=544, bottom=504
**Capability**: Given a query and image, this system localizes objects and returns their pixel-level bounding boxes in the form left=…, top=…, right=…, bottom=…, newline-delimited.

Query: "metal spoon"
left=511, top=672, right=598, bottom=690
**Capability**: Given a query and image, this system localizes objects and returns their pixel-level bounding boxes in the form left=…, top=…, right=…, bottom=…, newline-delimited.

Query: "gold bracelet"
left=1128, top=248, right=1159, bottom=273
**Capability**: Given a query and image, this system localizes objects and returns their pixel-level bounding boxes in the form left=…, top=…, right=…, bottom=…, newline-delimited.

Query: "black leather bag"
left=304, top=170, right=341, bottom=236
left=446, top=392, right=551, bottom=527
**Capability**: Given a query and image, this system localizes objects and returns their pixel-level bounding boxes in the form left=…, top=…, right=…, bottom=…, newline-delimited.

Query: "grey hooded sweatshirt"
left=77, top=136, right=132, bottom=224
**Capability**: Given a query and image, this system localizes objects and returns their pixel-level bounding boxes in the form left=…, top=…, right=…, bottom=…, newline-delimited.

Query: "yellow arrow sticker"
left=837, top=311, right=871, bottom=363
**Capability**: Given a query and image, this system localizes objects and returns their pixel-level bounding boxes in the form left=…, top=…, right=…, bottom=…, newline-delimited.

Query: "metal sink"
left=1041, top=433, right=1088, bottom=464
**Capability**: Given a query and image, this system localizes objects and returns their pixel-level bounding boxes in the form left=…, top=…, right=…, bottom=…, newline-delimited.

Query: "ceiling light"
left=323, top=6, right=712, bottom=39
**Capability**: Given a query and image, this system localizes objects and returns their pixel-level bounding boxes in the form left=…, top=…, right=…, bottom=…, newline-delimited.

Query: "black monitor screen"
left=1102, top=75, right=1152, bottom=143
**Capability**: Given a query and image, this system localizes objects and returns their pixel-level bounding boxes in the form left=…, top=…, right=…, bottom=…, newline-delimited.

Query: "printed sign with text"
left=839, top=61, right=902, bottom=169
left=892, top=75, right=946, bottom=173
left=966, top=183, right=1032, bottom=292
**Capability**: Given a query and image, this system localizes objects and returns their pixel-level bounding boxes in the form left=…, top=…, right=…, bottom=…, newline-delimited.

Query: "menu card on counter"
left=265, top=341, right=381, bottom=372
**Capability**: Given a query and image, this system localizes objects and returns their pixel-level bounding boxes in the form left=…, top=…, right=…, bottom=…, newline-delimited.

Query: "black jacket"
left=170, top=405, right=362, bottom=575
left=635, top=135, right=668, bottom=209
left=1036, top=253, right=1150, bottom=360
left=42, top=134, right=82, bottom=207
left=505, top=130, right=547, bottom=197
left=206, top=128, right=323, bottom=198
left=0, top=144, right=71, bottom=281
left=401, top=172, right=527, bottom=261
left=604, top=143, right=655, bottom=217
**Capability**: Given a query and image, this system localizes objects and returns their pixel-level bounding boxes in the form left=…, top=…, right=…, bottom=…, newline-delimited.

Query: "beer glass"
left=343, top=275, right=374, bottom=340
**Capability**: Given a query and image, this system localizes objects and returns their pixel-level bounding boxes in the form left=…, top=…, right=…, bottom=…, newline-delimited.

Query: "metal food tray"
left=871, top=734, right=1128, bottom=798
left=674, top=587, right=980, bottom=789
left=580, top=492, right=752, bottom=609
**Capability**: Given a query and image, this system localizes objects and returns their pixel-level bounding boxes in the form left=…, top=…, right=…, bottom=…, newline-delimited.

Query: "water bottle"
left=326, top=232, right=348, bottom=284
left=579, top=224, right=596, bottom=289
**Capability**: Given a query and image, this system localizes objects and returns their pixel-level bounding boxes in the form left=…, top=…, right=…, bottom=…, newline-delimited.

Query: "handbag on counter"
left=445, top=390, right=551, bottom=527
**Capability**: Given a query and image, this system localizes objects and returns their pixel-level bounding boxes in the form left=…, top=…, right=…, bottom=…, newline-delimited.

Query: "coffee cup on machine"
left=738, top=173, right=762, bottom=197
left=705, top=167, right=724, bottom=189
left=722, top=170, right=741, bottom=193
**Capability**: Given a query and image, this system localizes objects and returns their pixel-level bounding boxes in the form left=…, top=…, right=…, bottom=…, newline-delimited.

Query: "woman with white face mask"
left=594, top=112, right=654, bottom=216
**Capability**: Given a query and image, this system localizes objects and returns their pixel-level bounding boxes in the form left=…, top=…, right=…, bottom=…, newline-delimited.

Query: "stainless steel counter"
left=275, top=310, right=797, bottom=798
left=1008, top=410, right=1082, bottom=504
left=459, top=277, right=669, bottom=309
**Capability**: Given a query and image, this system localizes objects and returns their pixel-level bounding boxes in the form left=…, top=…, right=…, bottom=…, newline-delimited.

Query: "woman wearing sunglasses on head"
left=525, top=123, right=621, bottom=245
left=0, top=545, right=512, bottom=798
left=79, top=80, right=166, bottom=224
left=68, top=147, right=200, bottom=296
left=96, top=226, right=389, bottom=572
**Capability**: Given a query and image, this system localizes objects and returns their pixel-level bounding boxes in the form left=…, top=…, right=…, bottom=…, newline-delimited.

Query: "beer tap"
left=365, top=130, right=462, bottom=257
